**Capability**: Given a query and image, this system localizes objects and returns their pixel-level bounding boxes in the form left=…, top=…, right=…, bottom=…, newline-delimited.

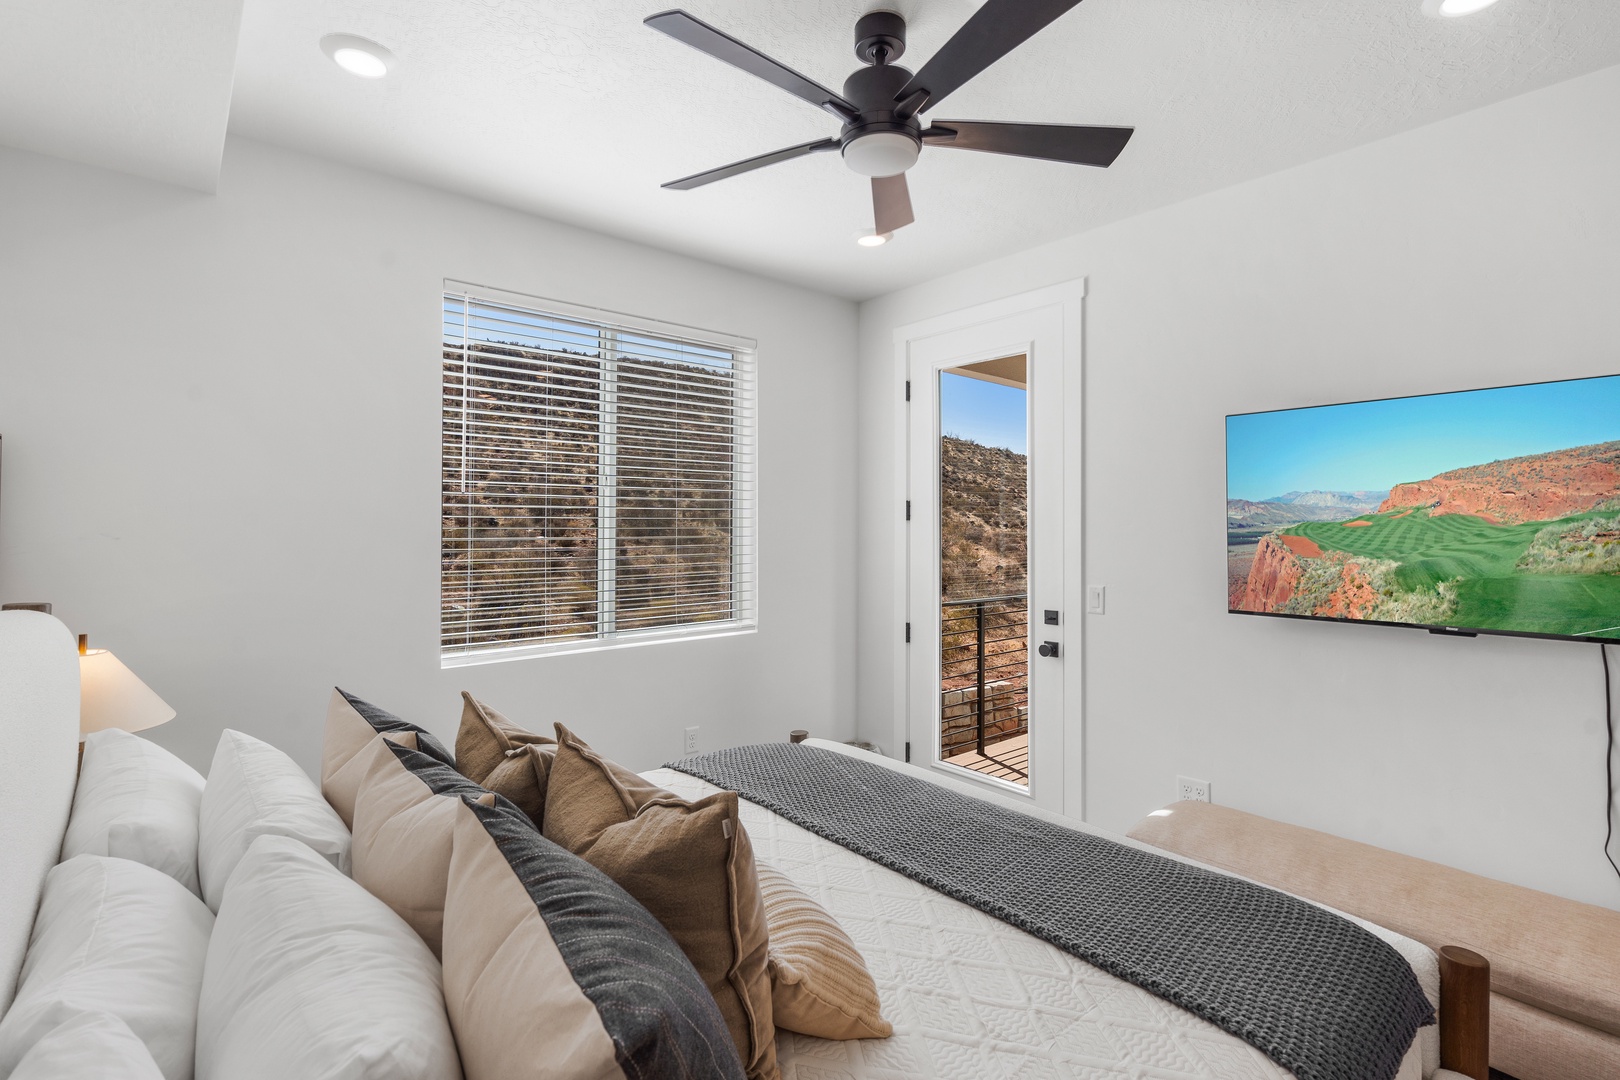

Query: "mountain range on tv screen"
left=1227, top=490, right=1387, bottom=526
left=1263, top=490, right=1389, bottom=509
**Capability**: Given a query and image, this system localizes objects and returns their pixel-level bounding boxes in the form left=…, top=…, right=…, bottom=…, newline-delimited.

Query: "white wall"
left=857, top=64, right=1620, bottom=909
left=0, top=136, right=859, bottom=777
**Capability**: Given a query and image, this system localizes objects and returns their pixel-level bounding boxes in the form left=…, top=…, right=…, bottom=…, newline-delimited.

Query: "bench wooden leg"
left=1439, top=945, right=1490, bottom=1080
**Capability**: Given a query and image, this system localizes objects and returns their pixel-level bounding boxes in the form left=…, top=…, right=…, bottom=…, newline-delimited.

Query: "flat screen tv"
left=1228, top=374, right=1620, bottom=644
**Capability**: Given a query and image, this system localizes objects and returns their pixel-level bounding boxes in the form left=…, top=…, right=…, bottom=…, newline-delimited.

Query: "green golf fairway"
left=1283, top=508, right=1620, bottom=638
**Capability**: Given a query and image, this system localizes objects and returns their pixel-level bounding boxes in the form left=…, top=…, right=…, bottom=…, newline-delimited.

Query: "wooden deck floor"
left=942, top=732, right=1029, bottom=785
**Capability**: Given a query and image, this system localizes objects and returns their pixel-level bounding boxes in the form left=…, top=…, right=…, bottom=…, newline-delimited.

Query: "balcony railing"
left=940, top=593, right=1028, bottom=782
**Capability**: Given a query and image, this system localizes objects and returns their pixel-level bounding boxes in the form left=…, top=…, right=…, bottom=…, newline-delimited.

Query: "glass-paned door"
left=938, top=361, right=1030, bottom=784
left=906, top=303, right=1066, bottom=811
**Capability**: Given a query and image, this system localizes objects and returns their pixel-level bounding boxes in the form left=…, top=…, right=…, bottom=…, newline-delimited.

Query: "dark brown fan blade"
left=894, top=0, right=1085, bottom=115
left=646, top=10, right=859, bottom=122
left=872, top=174, right=915, bottom=235
left=662, top=138, right=839, bottom=191
left=924, top=121, right=1133, bottom=168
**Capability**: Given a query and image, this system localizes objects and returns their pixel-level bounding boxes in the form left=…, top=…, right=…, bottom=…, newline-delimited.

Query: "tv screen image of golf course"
left=1228, top=374, right=1620, bottom=642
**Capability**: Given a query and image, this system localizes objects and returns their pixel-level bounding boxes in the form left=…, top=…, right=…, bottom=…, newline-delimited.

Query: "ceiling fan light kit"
left=646, top=0, right=1135, bottom=239
left=843, top=131, right=920, bottom=178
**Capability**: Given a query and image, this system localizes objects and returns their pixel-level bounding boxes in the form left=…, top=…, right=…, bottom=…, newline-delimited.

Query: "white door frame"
left=888, top=279, right=1087, bottom=818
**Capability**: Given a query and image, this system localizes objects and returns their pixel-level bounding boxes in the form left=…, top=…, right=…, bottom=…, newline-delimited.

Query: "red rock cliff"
left=1315, top=560, right=1379, bottom=620
left=1379, top=440, right=1620, bottom=524
left=1239, top=535, right=1302, bottom=612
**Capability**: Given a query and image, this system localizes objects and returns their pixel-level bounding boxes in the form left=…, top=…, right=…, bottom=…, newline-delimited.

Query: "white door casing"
left=892, top=280, right=1085, bottom=816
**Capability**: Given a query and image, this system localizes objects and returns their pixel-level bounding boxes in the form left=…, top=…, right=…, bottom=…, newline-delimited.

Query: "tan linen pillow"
left=543, top=725, right=777, bottom=1080
left=322, top=720, right=418, bottom=831
left=441, top=795, right=747, bottom=1080
left=454, top=693, right=554, bottom=784
left=480, top=743, right=553, bottom=826
left=347, top=735, right=461, bottom=957
left=755, top=862, right=892, bottom=1040
left=320, top=687, right=454, bottom=828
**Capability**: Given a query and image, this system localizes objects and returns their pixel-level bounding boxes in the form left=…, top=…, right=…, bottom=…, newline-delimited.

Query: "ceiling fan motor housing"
left=854, top=11, right=906, bottom=65
left=839, top=60, right=922, bottom=176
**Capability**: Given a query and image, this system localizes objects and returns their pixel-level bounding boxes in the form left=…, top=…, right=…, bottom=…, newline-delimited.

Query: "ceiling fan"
left=645, top=0, right=1134, bottom=239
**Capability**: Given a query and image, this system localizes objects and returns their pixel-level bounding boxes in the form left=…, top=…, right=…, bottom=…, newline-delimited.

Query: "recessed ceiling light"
left=856, top=232, right=892, bottom=248
left=1422, top=0, right=1502, bottom=17
left=320, top=34, right=394, bottom=79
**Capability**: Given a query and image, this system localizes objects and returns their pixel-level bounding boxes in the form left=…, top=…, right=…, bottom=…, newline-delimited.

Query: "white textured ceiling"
left=0, top=0, right=244, bottom=192
left=36, top=0, right=1620, bottom=298
left=224, top=0, right=1620, bottom=299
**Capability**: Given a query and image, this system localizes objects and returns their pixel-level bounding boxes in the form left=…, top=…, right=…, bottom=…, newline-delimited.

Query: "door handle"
left=1037, top=641, right=1060, bottom=658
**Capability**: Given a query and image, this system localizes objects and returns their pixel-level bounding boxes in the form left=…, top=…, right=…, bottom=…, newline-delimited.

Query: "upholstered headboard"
left=0, top=611, right=79, bottom=1014
left=1128, top=800, right=1620, bottom=1080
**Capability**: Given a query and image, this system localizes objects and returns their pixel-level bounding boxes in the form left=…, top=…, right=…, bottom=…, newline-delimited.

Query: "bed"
left=4, top=608, right=1610, bottom=1080
left=650, top=755, right=1441, bottom=1080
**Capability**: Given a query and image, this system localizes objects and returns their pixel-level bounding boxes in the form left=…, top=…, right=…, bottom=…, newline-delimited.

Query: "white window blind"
left=441, top=284, right=756, bottom=665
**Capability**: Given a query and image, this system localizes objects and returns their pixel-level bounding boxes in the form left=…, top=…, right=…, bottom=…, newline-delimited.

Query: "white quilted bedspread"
left=644, top=766, right=1433, bottom=1080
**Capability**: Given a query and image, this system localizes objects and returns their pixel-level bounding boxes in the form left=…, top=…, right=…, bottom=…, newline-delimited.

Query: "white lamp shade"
left=79, top=650, right=175, bottom=735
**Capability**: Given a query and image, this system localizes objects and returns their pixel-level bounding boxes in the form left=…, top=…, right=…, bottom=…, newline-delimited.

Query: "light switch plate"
left=1087, top=586, right=1106, bottom=614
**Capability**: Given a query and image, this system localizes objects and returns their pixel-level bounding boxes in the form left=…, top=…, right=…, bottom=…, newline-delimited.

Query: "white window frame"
left=441, top=280, right=758, bottom=667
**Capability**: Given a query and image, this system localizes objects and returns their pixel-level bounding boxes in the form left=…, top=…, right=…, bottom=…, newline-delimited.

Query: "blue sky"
left=941, top=372, right=1027, bottom=453
left=1227, top=375, right=1620, bottom=502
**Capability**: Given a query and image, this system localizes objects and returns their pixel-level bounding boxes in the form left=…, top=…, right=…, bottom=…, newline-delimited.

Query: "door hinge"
left=905, top=741, right=911, bottom=763
left=905, top=499, right=911, bottom=521
left=904, top=380, right=911, bottom=402
left=905, top=622, right=911, bottom=643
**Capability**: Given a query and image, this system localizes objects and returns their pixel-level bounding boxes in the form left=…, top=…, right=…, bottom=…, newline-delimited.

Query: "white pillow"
left=197, top=834, right=462, bottom=1080
left=62, top=728, right=206, bottom=895
left=198, top=728, right=352, bottom=912
left=0, top=855, right=212, bottom=1080
left=9, top=1011, right=165, bottom=1080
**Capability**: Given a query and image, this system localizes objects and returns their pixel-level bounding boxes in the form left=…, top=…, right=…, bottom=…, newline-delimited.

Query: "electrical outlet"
left=1087, top=585, right=1106, bottom=614
left=683, top=726, right=700, bottom=755
left=1176, top=775, right=1211, bottom=803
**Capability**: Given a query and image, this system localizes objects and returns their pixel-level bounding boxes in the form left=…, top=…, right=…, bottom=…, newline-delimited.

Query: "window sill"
left=439, top=621, right=757, bottom=669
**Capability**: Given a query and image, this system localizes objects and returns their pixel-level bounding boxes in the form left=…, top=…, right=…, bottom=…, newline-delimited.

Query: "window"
left=441, top=283, right=756, bottom=665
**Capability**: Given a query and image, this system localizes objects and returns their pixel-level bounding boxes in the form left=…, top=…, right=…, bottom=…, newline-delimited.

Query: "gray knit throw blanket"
left=669, top=743, right=1433, bottom=1080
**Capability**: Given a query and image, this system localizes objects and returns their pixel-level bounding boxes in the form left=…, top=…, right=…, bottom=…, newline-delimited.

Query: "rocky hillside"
left=1238, top=536, right=1384, bottom=620
left=1239, top=535, right=1302, bottom=611
left=442, top=339, right=741, bottom=648
left=940, top=436, right=1027, bottom=600
left=1238, top=531, right=1457, bottom=625
left=1379, top=440, right=1620, bottom=524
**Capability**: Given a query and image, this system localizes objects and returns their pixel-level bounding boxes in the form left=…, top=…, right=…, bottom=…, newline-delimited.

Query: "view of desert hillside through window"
left=940, top=435, right=1028, bottom=600
left=441, top=313, right=744, bottom=654
left=937, top=367, right=1031, bottom=782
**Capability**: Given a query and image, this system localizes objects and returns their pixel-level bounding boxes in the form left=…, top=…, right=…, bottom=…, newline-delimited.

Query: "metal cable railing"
left=940, top=593, right=1028, bottom=773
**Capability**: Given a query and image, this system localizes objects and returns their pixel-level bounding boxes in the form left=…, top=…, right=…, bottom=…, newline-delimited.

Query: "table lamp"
left=78, top=634, right=175, bottom=737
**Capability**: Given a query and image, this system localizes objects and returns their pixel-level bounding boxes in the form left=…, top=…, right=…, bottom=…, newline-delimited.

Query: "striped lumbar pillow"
left=755, top=861, right=892, bottom=1041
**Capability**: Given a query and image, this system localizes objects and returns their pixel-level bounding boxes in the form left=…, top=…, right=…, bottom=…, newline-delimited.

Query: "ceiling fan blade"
left=895, top=0, right=1085, bottom=115
left=872, top=173, right=915, bottom=235
left=662, top=138, right=839, bottom=191
left=646, top=10, right=859, bottom=122
left=924, top=121, right=1133, bottom=168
